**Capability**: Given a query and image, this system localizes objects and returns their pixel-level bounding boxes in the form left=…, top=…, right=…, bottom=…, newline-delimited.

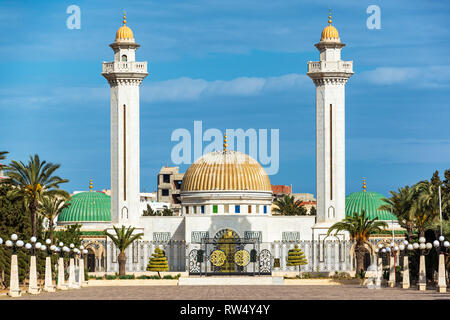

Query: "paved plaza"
left=3, top=285, right=450, bottom=300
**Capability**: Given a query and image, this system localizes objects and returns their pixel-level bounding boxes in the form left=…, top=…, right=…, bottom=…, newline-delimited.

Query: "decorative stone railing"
left=307, top=61, right=353, bottom=73
left=102, top=61, right=148, bottom=74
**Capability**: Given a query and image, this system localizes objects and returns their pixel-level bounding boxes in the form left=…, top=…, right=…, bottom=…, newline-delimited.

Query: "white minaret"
left=102, top=14, right=148, bottom=225
left=307, top=12, right=353, bottom=240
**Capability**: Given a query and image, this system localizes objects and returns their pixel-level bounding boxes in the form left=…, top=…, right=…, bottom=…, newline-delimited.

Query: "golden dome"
left=320, top=10, right=340, bottom=42
left=115, top=13, right=134, bottom=41
left=181, top=151, right=272, bottom=192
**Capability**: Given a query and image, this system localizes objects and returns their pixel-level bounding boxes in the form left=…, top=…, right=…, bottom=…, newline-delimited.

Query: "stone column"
left=9, top=254, right=21, bottom=297
left=388, top=255, right=396, bottom=287
left=44, top=256, right=55, bottom=292
left=28, top=255, right=40, bottom=294
left=79, top=256, right=88, bottom=287
left=375, top=256, right=382, bottom=287
left=437, top=253, right=447, bottom=293
left=402, top=255, right=410, bottom=289
left=57, top=257, right=68, bottom=290
left=273, top=242, right=280, bottom=271
left=418, top=254, right=426, bottom=291
left=68, top=258, right=79, bottom=289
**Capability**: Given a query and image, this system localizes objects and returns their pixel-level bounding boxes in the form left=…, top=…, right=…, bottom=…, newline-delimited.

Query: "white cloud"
left=141, top=73, right=309, bottom=103
left=0, top=73, right=310, bottom=109
left=359, top=66, right=450, bottom=88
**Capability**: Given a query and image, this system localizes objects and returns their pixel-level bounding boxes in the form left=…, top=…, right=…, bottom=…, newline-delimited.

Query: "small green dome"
left=58, top=191, right=111, bottom=222
left=345, top=191, right=396, bottom=221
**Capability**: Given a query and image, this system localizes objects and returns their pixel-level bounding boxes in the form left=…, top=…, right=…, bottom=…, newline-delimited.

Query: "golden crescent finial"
left=328, top=9, right=332, bottom=25
left=362, top=177, right=366, bottom=192
left=123, top=11, right=127, bottom=25
left=223, top=134, right=228, bottom=151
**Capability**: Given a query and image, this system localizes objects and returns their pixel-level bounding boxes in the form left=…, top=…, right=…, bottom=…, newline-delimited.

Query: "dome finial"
left=223, top=134, right=228, bottom=152
left=89, top=178, right=93, bottom=192
left=362, top=177, right=366, bottom=192
left=123, top=11, right=127, bottom=25
left=328, top=9, right=332, bottom=25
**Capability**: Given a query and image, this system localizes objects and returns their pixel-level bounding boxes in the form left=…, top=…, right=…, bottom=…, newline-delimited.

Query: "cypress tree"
left=147, top=248, right=169, bottom=278
left=286, top=245, right=308, bottom=276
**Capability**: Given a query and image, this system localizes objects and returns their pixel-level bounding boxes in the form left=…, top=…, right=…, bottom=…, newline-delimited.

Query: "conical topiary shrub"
left=286, top=245, right=308, bottom=276
left=147, top=248, right=169, bottom=278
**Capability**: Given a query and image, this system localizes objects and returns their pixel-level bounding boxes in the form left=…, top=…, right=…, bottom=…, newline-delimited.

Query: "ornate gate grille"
left=188, top=237, right=271, bottom=276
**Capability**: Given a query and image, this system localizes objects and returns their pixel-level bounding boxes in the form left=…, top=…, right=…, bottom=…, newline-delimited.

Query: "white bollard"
left=388, top=256, right=396, bottom=287
left=437, top=253, right=447, bottom=293
left=57, top=257, right=68, bottom=290
left=375, top=257, right=382, bottom=287
left=44, top=256, right=56, bottom=292
left=418, top=254, right=426, bottom=291
left=68, top=258, right=79, bottom=289
left=402, top=255, right=410, bottom=289
left=9, top=254, right=21, bottom=297
left=28, top=255, right=40, bottom=294
left=79, top=257, right=88, bottom=287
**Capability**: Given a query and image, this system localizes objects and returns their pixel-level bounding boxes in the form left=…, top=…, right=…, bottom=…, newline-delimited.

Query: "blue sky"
left=1, top=0, right=450, bottom=197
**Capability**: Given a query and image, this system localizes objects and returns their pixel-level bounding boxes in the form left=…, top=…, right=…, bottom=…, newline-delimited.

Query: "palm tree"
left=143, top=204, right=156, bottom=216
left=273, top=195, right=307, bottom=215
left=4, top=154, right=69, bottom=237
left=412, top=180, right=445, bottom=237
left=0, top=151, right=7, bottom=173
left=161, top=207, right=174, bottom=216
left=380, top=186, right=415, bottom=241
left=327, top=210, right=388, bottom=275
left=40, top=195, right=71, bottom=243
left=104, top=225, right=144, bottom=276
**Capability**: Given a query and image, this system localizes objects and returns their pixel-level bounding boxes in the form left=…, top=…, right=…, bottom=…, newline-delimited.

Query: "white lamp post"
left=400, top=242, right=413, bottom=289
left=436, top=186, right=448, bottom=293
left=42, top=239, right=56, bottom=292
left=56, top=244, right=68, bottom=290
left=6, top=234, right=23, bottom=297
left=25, top=237, right=41, bottom=294
left=67, top=244, right=79, bottom=289
left=78, top=245, right=88, bottom=287
left=416, top=237, right=432, bottom=291
left=387, top=242, right=396, bottom=288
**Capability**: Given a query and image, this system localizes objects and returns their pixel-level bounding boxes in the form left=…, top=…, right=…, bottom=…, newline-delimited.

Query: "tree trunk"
left=406, top=223, right=414, bottom=242
left=30, top=200, right=38, bottom=237
left=118, top=252, right=127, bottom=276
left=354, top=242, right=366, bottom=277
left=49, top=220, right=54, bottom=244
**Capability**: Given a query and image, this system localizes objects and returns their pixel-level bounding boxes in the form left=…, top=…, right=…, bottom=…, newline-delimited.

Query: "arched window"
left=121, top=55, right=127, bottom=62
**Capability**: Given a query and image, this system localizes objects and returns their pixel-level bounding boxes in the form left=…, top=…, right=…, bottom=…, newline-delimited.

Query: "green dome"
left=58, top=191, right=111, bottom=222
left=345, top=191, right=396, bottom=221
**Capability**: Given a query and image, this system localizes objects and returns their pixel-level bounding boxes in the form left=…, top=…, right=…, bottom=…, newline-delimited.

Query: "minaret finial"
left=123, top=11, right=127, bottom=25
left=362, top=177, right=366, bottom=192
left=328, top=9, right=332, bottom=25
left=223, top=134, right=228, bottom=152
left=89, top=178, right=93, bottom=192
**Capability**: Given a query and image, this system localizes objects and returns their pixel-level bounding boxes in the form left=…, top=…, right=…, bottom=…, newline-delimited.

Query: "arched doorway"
left=87, top=248, right=96, bottom=272
left=214, top=229, right=240, bottom=273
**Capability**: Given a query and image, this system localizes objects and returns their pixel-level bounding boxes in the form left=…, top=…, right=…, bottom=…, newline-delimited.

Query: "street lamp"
left=398, top=241, right=413, bottom=289
left=55, top=243, right=68, bottom=290
left=6, top=234, right=23, bottom=297
left=67, top=244, right=79, bottom=289
left=25, top=237, right=42, bottom=294
left=414, top=237, right=433, bottom=291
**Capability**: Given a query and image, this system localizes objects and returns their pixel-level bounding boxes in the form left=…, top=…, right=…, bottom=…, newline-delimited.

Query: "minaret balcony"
left=102, top=61, right=148, bottom=74
left=307, top=60, right=353, bottom=74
